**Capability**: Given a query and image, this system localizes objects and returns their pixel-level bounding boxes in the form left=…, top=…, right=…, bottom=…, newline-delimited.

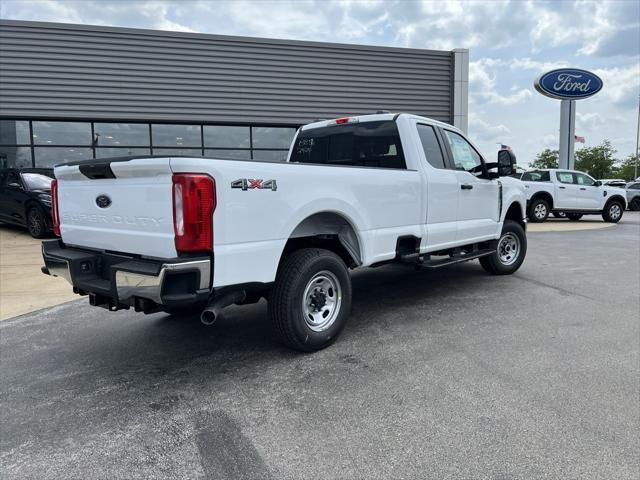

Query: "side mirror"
left=497, top=149, right=517, bottom=177
left=593, top=181, right=602, bottom=187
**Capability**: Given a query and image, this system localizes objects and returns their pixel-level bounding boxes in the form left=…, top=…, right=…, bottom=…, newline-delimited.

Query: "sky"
left=1, top=0, right=639, bottom=165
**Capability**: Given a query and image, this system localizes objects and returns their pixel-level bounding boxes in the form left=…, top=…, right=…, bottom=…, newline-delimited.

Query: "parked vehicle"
left=599, top=178, right=628, bottom=188
left=626, top=181, right=640, bottom=211
left=41, top=113, right=527, bottom=351
left=0, top=168, right=54, bottom=238
left=521, top=169, right=627, bottom=223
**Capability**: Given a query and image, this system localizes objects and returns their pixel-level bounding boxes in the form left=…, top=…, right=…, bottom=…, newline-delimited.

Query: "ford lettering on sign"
left=534, top=68, right=603, bottom=100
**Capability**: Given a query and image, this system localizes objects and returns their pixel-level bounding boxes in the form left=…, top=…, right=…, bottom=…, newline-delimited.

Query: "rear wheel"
left=566, top=213, right=583, bottom=221
left=269, top=248, right=352, bottom=352
left=528, top=198, right=549, bottom=223
left=480, top=220, right=527, bottom=275
left=27, top=208, right=48, bottom=238
left=602, top=201, right=624, bottom=223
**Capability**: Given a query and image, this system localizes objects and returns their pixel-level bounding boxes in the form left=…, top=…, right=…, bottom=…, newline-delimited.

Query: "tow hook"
left=200, top=290, right=246, bottom=325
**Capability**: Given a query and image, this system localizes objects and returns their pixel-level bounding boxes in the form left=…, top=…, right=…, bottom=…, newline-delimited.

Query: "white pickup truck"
left=522, top=168, right=627, bottom=223
left=42, top=113, right=527, bottom=351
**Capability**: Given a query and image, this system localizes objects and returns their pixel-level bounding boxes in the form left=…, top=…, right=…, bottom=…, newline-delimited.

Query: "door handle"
left=559, top=186, right=566, bottom=189
left=580, top=187, right=586, bottom=190
left=461, top=184, right=473, bottom=190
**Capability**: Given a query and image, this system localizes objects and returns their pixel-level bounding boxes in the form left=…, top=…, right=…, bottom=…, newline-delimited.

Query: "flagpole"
left=635, top=94, right=639, bottom=180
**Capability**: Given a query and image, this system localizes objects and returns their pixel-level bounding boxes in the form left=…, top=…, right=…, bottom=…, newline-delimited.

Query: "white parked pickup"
left=521, top=168, right=627, bottom=223
left=42, top=113, right=527, bottom=351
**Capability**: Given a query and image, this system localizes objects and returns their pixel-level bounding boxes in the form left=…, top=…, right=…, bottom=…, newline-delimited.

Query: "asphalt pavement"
left=1, top=213, right=639, bottom=479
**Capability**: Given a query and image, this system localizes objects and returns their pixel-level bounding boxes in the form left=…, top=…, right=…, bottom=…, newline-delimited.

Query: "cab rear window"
left=522, top=171, right=550, bottom=182
left=290, top=121, right=406, bottom=169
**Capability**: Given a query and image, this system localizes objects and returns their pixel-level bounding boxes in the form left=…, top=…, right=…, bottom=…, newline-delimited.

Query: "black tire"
left=552, top=211, right=566, bottom=218
left=566, top=213, right=583, bottom=221
left=602, top=200, right=624, bottom=223
left=629, top=197, right=640, bottom=211
left=480, top=220, right=527, bottom=275
left=528, top=198, right=549, bottom=223
left=269, top=248, right=352, bottom=352
left=27, top=207, right=48, bottom=238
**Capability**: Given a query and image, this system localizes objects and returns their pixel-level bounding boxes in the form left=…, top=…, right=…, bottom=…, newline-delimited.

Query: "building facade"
left=0, top=20, right=468, bottom=169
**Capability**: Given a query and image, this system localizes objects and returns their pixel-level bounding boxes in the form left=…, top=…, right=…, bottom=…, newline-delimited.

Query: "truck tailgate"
left=54, top=158, right=177, bottom=258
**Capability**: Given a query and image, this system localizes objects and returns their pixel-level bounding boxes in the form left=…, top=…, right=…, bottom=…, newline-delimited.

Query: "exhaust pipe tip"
left=200, top=308, right=218, bottom=326
left=200, top=290, right=247, bottom=326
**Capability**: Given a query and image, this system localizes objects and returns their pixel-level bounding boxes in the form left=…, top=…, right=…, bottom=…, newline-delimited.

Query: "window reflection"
left=152, top=124, right=201, bottom=147
left=34, top=147, right=92, bottom=167
left=252, top=127, right=296, bottom=149
left=0, top=146, right=32, bottom=168
left=32, top=122, right=92, bottom=146
left=203, top=126, right=250, bottom=148
left=94, top=123, right=150, bottom=146
left=96, top=147, right=151, bottom=158
left=152, top=148, right=203, bottom=157
left=205, top=149, right=251, bottom=160
left=0, top=120, right=30, bottom=145
left=252, top=150, right=289, bottom=162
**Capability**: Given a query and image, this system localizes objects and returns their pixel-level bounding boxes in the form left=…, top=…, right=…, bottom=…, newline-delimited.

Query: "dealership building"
left=0, top=20, right=468, bottom=169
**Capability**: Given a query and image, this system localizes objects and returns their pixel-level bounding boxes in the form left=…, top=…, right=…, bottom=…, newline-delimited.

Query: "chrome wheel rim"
left=29, top=212, right=41, bottom=236
left=534, top=203, right=547, bottom=219
left=302, top=270, right=342, bottom=332
left=498, top=233, right=520, bottom=266
left=609, top=204, right=621, bottom=220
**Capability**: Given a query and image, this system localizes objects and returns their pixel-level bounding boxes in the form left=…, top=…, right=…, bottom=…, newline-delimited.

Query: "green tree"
left=611, top=154, right=639, bottom=181
left=530, top=148, right=559, bottom=169
left=574, top=140, right=616, bottom=179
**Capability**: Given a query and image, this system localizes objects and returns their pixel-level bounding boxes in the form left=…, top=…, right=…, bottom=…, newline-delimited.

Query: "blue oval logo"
left=95, top=194, right=112, bottom=209
left=534, top=68, right=603, bottom=100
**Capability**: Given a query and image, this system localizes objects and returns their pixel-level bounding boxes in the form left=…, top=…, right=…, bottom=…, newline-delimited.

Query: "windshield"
left=21, top=172, right=54, bottom=191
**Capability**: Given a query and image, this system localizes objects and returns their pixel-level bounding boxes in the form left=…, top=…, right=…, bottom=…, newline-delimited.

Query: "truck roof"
left=301, top=113, right=461, bottom=133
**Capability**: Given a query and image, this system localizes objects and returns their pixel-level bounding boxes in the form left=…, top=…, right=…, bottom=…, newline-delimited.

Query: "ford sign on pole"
left=534, top=68, right=603, bottom=100
left=534, top=68, right=603, bottom=169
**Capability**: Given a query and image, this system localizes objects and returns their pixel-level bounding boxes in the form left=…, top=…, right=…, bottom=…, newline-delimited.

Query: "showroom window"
left=0, top=120, right=32, bottom=168
left=0, top=120, right=298, bottom=168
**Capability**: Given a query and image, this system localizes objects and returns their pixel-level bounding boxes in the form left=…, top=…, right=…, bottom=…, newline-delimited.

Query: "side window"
left=575, top=173, right=596, bottom=186
left=443, top=130, right=483, bottom=175
left=522, top=171, right=550, bottom=182
left=629, top=183, right=640, bottom=190
left=556, top=172, right=575, bottom=184
left=416, top=124, right=446, bottom=169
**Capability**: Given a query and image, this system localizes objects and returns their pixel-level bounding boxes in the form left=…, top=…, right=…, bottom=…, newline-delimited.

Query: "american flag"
left=575, top=135, right=585, bottom=143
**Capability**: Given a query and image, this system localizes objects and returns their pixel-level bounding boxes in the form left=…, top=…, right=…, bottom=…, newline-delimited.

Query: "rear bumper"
left=41, top=240, right=211, bottom=311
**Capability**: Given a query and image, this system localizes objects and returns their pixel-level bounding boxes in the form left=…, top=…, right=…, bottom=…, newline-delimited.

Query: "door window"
left=521, top=171, right=550, bottom=182
left=556, top=172, right=575, bottom=184
left=416, top=124, right=446, bottom=169
left=575, top=173, right=596, bottom=186
left=443, top=130, right=483, bottom=175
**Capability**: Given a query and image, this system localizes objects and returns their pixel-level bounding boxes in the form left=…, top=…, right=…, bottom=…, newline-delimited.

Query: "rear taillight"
left=51, top=179, right=60, bottom=237
left=172, top=174, right=215, bottom=253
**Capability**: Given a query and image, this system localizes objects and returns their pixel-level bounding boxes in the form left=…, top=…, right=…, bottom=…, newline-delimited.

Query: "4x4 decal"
left=231, top=179, right=277, bottom=191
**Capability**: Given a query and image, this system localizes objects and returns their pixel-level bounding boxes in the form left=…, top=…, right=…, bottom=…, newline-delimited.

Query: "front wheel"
left=630, top=198, right=640, bottom=211
left=269, top=248, right=352, bottom=352
left=602, top=201, right=624, bottom=223
left=480, top=220, right=527, bottom=275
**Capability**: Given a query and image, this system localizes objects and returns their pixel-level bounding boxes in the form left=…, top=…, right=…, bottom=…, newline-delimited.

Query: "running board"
left=400, top=248, right=495, bottom=269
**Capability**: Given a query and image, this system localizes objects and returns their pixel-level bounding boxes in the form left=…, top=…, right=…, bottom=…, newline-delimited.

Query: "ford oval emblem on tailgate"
left=95, top=194, right=112, bottom=209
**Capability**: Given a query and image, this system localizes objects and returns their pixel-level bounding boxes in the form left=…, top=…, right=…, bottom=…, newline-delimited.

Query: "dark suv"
left=0, top=168, right=55, bottom=238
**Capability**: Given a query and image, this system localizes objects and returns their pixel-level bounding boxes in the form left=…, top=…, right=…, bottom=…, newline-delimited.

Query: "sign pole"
left=559, top=99, right=576, bottom=170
